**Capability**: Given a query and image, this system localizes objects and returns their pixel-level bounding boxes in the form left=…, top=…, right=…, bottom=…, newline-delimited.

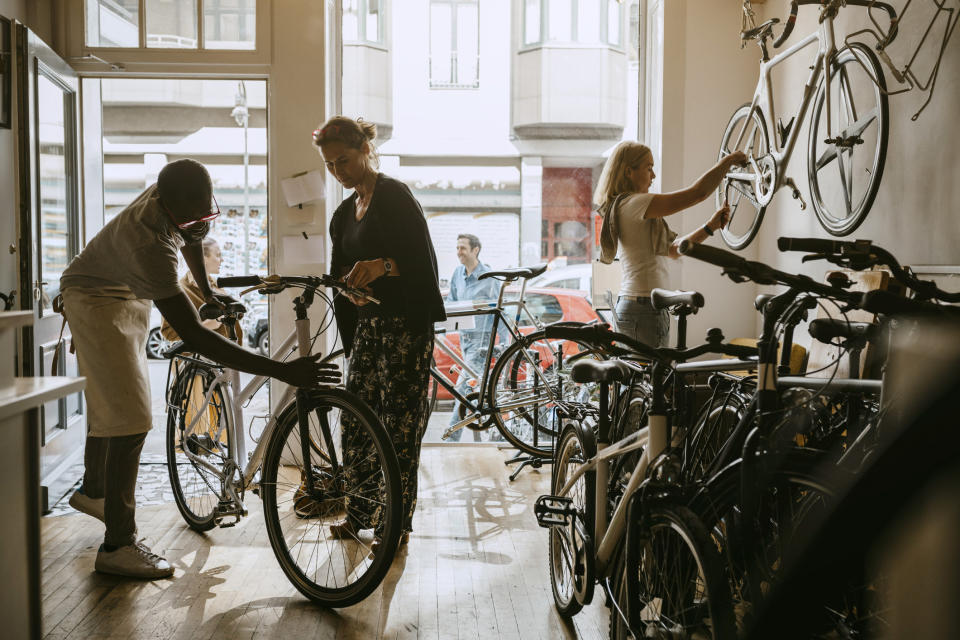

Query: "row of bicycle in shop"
left=151, top=236, right=960, bottom=633
left=533, top=236, right=960, bottom=639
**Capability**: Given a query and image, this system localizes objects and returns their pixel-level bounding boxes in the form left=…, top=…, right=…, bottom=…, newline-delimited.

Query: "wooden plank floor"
left=41, top=446, right=608, bottom=639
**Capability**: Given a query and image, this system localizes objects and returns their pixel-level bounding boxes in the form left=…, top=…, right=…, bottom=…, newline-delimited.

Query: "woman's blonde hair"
left=593, top=142, right=653, bottom=212
left=312, top=116, right=380, bottom=168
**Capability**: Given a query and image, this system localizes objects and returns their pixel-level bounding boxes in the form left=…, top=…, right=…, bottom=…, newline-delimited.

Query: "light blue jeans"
left=615, top=296, right=670, bottom=348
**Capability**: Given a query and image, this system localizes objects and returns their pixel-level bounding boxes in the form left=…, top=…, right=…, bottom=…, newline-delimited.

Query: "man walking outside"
left=444, top=234, right=508, bottom=442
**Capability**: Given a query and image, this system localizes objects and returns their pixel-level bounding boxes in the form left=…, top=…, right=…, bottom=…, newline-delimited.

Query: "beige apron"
left=62, top=286, right=153, bottom=437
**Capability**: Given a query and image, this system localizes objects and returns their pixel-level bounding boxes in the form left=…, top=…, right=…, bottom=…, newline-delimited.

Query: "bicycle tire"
left=807, top=42, right=889, bottom=237
left=260, top=388, right=402, bottom=607
left=691, top=448, right=845, bottom=630
left=488, top=330, right=603, bottom=456
left=624, top=502, right=737, bottom=639
left=718, top=103, right=770, bottom=251
left=166, top=362, right=232, bottom=532
left=549, top=423, right=596, bottom=617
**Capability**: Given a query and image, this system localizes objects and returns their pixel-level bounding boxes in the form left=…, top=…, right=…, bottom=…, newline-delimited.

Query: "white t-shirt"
left=60, top=184, right=185, bottom=300
left=616, top=193, right=677, bottom=297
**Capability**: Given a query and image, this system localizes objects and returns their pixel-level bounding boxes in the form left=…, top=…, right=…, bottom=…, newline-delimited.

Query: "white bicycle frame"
left=727, top=13, right=843, bottom=206
left=172, top=317, right=316, bottom=512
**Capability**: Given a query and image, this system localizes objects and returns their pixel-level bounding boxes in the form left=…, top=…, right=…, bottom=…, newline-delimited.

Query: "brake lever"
left=722, top=269, right=751, bottom=284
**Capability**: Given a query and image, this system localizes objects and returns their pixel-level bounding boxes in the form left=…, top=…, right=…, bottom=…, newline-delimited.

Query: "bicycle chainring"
left=755, top=154, right=778, bottom=206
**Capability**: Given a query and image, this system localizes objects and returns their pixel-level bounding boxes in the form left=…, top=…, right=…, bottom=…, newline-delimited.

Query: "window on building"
left=523, top=0, right=621, bottom=46
left=85, top=0, right=257, bottom=50
left=429, top=0, right=479, bottom=89
left=343, top=0, right=382, bottom=44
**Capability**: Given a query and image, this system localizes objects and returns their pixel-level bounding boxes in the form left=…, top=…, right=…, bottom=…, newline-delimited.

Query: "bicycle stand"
left=504, top=451, right=553, bottom=481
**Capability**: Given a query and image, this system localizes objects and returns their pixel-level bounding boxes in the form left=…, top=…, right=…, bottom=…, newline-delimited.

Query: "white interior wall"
left=753, top=0, right=960, bottom=336
left=267, top=0, right=328, bottom=401
left=661, top=0, right=761, bottom=343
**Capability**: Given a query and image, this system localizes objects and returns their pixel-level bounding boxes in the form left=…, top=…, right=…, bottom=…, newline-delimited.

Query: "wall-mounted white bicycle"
left=719, top=0, right=900, bottom=249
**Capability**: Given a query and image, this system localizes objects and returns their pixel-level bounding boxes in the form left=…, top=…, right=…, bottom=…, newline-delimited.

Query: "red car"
left=432, top=287, right=605, bottom=400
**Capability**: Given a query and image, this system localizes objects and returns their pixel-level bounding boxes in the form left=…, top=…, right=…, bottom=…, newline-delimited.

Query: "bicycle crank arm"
left=784, top=177, right=807, bottom=210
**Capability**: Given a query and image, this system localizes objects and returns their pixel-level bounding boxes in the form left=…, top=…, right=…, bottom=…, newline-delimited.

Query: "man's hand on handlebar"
left=204, top=292, right=242, bottom=313
left=277, top=353, right=342, bottom=389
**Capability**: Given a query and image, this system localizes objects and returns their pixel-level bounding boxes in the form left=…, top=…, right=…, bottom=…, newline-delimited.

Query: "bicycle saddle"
left=741, top=17, right=779, bottom=41
left=808, top=318, right=879, bottom=345
left=478, top=264, right=548, bottom=282
left=162, top=340, right=190, bottom=359
left=651, top=288, right=705, bottom=312
left=570, top=359, right=634, bottom=384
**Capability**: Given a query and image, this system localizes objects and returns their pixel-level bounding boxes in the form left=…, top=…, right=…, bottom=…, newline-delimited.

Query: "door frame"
left=16, top=23, right=86, bottom=509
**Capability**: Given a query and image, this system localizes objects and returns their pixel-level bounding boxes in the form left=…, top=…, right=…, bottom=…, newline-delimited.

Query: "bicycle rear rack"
left=848, top=0, right=959, bottom=120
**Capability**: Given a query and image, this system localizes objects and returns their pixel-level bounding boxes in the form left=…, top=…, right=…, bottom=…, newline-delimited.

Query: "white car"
left=146, top=304, right=169, bottom=359
left=527, top=263, right=592, bottom=293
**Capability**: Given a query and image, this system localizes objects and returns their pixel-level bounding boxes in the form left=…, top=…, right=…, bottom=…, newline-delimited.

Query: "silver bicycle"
left=719, top=0, right=898, bottom=249
left=163, top=273, right=401, bottom=607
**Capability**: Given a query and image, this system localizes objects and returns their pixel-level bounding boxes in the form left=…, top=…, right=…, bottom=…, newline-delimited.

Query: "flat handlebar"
left=217, top=275, right=264, bottom=288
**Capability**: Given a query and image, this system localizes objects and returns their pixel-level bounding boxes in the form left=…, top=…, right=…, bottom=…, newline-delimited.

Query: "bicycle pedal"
left=214, top=501, right=244, bottom=528
left=534, top=495, right=575, bottom=528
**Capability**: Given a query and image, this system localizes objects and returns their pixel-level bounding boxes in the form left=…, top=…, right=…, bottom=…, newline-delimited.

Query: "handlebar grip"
left=217, top=275, right=263, bottom=288
left=678, top=240, right=748, bottom=271
left=543, top=322, right=611, bottom=345
left=773, top=1, right=798, bottom=48
left=860, top=290, right=960, bottom=318
left=776, top=236, right=847, bottom=253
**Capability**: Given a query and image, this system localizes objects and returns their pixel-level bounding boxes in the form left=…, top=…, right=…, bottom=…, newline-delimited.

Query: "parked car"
left=146, top=300, right=268, bottom=359
left=249, top=316, right=269, bottom=356
left=527, top=263, right=592, bottom=293
left=146, top=304, right=169, bottom=359
left=432, top=287, right=604, bottom=400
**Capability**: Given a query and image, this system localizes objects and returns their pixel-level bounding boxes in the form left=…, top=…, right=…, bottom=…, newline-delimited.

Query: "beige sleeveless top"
left=616, top=193, right=677, bottom=297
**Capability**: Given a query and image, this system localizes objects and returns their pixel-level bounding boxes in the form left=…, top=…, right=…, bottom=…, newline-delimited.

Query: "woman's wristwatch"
left=382, top=258, right=393, bottom=275
left=702, top=224, right=714, bottom=236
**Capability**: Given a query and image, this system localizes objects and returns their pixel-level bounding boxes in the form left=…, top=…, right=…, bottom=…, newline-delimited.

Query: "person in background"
left=61, top=159, right=338, bottom=580
left=445, top=234, right=508, bottom=442
left=160, top=237, right=243, bottom=344
left=315, top=116, right=446, bottom=550
left=594, top=143, right=747, bottom=347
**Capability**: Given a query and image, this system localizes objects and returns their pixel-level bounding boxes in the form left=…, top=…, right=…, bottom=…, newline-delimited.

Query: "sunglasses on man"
left=162, top=195, right=221, bottom=230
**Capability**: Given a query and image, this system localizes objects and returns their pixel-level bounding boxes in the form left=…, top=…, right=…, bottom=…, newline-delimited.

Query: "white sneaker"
left=95, top=541, right=174, bottom=579
left=69, top=489, right=105, bottom=523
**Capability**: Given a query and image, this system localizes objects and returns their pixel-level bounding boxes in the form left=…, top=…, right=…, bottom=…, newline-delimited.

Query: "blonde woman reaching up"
left=595, top=143, right=746, bottom=347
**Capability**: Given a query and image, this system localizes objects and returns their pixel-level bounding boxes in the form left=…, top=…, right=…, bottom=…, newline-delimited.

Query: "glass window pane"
left=607, top=0, right=621, bottom=45
left=456, top=4, right=479, bottom=86
left=343, top=0, right=360, bottom=41
left=366, top=0, right=381, bottom=43
left=524, top=0, right=540, bottom=44
left=577, top=0, right=600, bottom=43
left=86, top=0, right=139, bottom=47
left=547, top=0, right=572, bottom=42
left=430, top=3, right=452, bottom=85
left=146, top=0, right=198, bottom=49
left=204, top=0, right=257, bottom=50
left=37, top=74, right=71, bottom=314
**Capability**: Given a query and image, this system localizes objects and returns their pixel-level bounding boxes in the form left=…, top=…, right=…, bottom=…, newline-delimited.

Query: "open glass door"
left=16, top=24, right=85, bottom=510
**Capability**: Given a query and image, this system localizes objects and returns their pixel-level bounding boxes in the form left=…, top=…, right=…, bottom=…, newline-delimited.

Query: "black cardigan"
left=329, top=174, right=446, bottom=355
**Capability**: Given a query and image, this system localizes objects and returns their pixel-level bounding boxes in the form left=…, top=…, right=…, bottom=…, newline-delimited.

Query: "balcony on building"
left=342, top=0, right=393, bottom=140
left=512, top=0, right=627, bottom=140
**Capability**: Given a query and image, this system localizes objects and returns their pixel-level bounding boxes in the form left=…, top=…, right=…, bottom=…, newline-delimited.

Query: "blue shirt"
left=447, top=262, right=508, bottom=340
